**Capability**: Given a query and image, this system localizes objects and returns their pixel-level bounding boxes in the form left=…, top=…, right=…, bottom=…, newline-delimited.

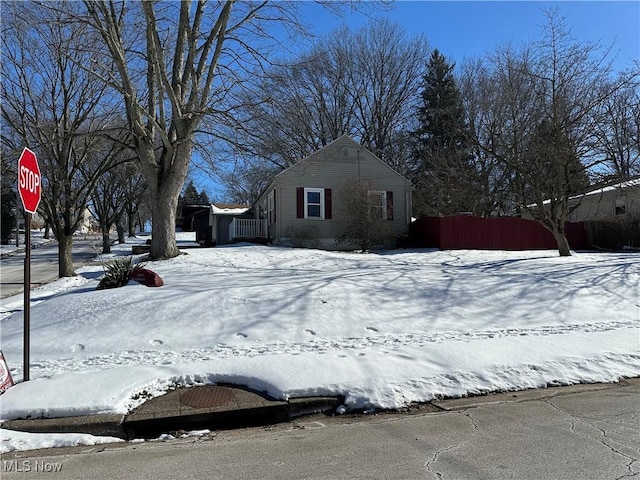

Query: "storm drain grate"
left=180, top=386, right=236, bottom=409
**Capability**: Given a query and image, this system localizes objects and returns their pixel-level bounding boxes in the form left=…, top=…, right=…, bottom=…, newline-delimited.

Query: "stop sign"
left=18, top=147, right=42, bottom=214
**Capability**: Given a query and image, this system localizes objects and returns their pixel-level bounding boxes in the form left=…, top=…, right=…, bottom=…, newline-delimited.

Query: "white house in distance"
left=565, top=177, right=640, bottom=222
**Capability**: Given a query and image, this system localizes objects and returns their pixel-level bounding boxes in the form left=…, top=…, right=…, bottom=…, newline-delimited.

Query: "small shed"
left=209, top=204, right=254, bottom=245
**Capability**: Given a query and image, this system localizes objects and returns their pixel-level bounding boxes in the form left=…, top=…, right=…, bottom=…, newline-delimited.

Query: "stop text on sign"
left=19, top=165, right=40, bottom=194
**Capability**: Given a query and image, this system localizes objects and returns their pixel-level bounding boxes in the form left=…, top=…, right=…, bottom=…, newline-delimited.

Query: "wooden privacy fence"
left=409, top=216, right=588, bottom=250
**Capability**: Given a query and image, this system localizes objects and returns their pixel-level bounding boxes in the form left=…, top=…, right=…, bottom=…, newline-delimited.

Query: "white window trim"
left=304, top=187, right=325, bottom=219
left=368, top=190, right=387, bottom=220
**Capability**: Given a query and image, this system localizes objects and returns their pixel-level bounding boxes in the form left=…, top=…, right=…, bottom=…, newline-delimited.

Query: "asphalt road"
left=0, top=235, right=104, bottom=300
left=3, top=380, right=638, bottom=480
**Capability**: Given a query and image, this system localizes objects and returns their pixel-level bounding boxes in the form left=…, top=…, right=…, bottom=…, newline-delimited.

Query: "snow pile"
left=0, top=428, right=123, bottom=453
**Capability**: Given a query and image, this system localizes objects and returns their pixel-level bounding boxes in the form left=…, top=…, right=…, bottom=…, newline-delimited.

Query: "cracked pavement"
left=3, top=379, right=639, bottom=479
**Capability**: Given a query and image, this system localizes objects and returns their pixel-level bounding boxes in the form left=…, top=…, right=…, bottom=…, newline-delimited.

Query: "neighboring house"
left=522, top=178, right=640, bottom=222
left=79, top=207, right=99, bottom=233
left=252, top=135, right=412, bottom=249
left=523, top=177, right=640, bottom=249
left=569, top=178, right=640, bottom=249
left=565, top=178, right=640, bottom=222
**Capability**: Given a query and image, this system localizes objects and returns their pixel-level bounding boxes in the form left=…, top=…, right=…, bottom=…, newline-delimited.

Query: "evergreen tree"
left=196, top=189, right=210, bottom=205
left=415, top=50, right=466, bottom=151
left=412, top=50, right=479, bottom=216
left=181, top=181, right=201, bottom=205
left=1, top=186, right=17, bottom=244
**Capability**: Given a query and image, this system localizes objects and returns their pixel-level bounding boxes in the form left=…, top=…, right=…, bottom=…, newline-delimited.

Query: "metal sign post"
left=23, top=213, right=31, bottom=382
left=18, top=147, right=41, bottom=383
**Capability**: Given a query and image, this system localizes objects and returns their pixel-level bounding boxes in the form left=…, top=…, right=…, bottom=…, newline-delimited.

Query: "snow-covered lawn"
left=1, top=236, right=638, bottom=451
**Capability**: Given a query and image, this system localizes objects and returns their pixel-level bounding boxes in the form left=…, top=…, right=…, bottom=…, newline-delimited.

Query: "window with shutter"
left=296, top=187, right=332, bottom=220
left=386, top=191, right=394, bottom=221
left=368, top=191, right=387, bottom=220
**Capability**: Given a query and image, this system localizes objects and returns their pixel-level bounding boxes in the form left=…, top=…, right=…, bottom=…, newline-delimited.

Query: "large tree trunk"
left=150, top=192, right=180, bottom=259
left=58, top=234, right=75, bottom=277
left=146, top=142, right=192, bottom=260
left=552, top=229, right=572, bottom=257
left=116, top=220, right=126, bottom=244
left=127, top=210, right=136, bottom=237
left=101, top=222, right=112, bottom=254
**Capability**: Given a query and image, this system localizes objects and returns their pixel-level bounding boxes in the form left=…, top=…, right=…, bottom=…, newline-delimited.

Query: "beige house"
left=522, top=178, right=640, bottom=222
left=566, top=178, right=640, bottom=222
left=252, top=135, right=412, bottom=249
left=522, top=178, right=640, bottom=249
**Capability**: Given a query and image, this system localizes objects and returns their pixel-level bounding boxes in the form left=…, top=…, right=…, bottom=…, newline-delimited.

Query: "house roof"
left=252, top=135, right=411, bottom=206
left=536, top=177, right=640, bottom=206
left=581, top=177, right=640, bottom=197
left=211, top=203, right=250, bottom=215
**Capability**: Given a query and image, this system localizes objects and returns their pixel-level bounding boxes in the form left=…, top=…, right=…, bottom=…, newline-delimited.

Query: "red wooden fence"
left=409, top=216, right=588, bottom=250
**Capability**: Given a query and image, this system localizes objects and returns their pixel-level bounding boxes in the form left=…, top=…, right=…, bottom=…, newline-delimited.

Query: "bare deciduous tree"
left=86, top=150, right=132, bottom=253
left=219, top=19, right=427, bottom=201
left=1, top=2, right=125, bottom=276
left=592, top=80, right=640, bottom=180
left=83, top=1, right=384, bottom=259
left=468, top=10, right=638, bottom=256
left=83, top=1, right=239, bottom=259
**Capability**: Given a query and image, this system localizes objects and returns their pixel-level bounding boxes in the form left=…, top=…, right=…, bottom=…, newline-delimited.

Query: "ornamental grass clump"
left=96, top=257, right=139, bottom=290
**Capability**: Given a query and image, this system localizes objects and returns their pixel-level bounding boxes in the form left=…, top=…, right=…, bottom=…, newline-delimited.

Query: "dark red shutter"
left=325, top=188, right=332, bottom=219
left=296, top=188, right=304, bottom=218
left=386, top=191, right=394, bottom=220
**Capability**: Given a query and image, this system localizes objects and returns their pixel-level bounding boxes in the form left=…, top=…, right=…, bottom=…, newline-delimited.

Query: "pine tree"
left=412, top=50, right=479, bottom=216
left=181, top=181, right=201, bottom=205
left=196, top=189, right=210, bottom=205
left=415, top=50, right=466, bottom=151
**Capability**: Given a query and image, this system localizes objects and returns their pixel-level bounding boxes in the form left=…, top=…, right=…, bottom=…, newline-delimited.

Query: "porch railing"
left=229, top=218, right=266, bottom=240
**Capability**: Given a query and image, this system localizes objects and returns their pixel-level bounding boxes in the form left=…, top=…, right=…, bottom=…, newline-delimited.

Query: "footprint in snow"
left=305, top=329, right=317, bottom=336
left=365, top=326, right=379, bottom=332
left=69, top=344, right=85, bottom=352
left=236, top=332, right=248, bottom=338
left=149, top=339, right=164, bottom=346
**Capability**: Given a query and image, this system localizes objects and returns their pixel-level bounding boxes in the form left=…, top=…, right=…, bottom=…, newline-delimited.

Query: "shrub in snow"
left=97, top=257, right=141, bottom=290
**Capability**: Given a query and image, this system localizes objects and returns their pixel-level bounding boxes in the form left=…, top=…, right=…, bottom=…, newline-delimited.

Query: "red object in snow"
left=129, top=268, right=164, bottom=287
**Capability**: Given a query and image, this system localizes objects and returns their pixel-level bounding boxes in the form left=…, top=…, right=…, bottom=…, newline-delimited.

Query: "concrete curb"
left=2, top=414, right=126, bottom=439
left=2, top=387, right=345, bottom=440
left=3, top=380, right=636, bottom=440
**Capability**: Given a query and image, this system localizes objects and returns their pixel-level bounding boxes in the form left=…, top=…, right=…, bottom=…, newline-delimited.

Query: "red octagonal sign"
left=18, top=147, right=42, bottom=214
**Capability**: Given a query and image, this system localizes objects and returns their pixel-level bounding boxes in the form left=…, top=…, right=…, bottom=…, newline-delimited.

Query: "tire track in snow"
left=20, top=320, right=639, bottom=378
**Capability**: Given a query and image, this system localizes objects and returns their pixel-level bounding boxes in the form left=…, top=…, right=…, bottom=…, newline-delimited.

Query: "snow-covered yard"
left=1, top=236, right=638, bottom=451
